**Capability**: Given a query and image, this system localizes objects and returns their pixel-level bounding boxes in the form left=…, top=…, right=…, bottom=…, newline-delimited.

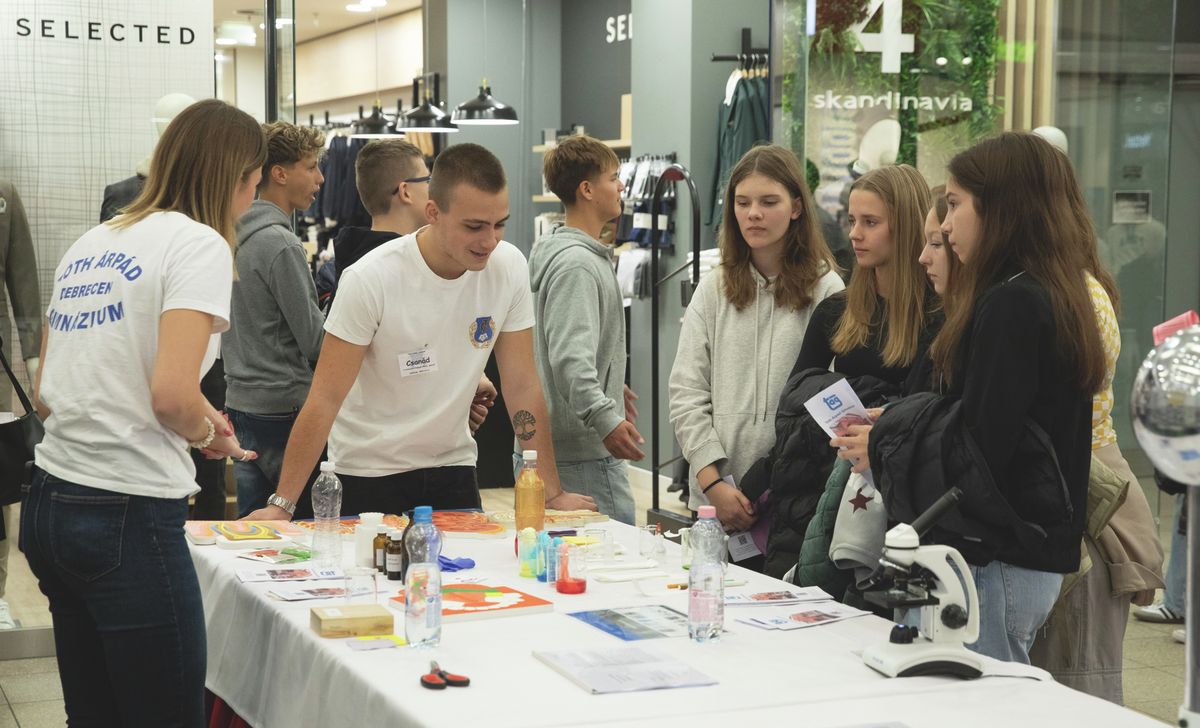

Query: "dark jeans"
left=190, top=359, right=227, bottom=520
left=227, top=407, right=315, bottom=519
left=339, top=466, right=481, bottom=516
left=19, top=469, right=206, bottom=727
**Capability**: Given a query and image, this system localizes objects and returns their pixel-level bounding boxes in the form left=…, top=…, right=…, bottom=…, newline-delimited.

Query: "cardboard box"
left=310, top=604, right=395, bottom=638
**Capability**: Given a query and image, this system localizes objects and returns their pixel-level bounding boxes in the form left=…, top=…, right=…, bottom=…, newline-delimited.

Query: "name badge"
left=399, top=348, right=438, bottom=378
left=727, top=531, right=762, bottom=562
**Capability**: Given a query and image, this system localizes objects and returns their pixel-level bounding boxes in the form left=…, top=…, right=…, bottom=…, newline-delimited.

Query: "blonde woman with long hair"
left=23, top=99, right=264, bottom=726
left=791, top=164, right=936, bottom=386
left=669, top=145, right=842, bottom=533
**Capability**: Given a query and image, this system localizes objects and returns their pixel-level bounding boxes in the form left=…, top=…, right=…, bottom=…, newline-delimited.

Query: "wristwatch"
left=266, top=492, right=297, bottom=516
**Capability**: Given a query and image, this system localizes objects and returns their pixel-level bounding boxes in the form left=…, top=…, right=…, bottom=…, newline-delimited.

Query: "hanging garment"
left=710, top=78, right=766, bottom=227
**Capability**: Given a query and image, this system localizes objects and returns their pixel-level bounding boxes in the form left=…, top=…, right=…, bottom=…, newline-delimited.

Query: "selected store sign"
left=14, top=17, right=197, bottom=44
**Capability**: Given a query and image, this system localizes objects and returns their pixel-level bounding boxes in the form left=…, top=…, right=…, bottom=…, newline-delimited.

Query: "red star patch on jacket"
left=848, top=487, right=873, bottom=512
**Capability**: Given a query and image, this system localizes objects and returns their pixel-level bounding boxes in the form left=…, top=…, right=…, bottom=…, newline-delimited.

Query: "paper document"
left=736, top=601, right=870, bottom=630
left=266, top=584, right=373, bottom=601
left=236, top=566, right=343, bottom=583
left=724, top=587, right=832, bottom=606
left=533, top=647, right=718, bottom=694
left=568, top=605, right=690, bottom=641
left=803, top=378, right=876, bottom=486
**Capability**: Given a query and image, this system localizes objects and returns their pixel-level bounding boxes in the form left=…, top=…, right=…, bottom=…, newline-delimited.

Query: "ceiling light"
left=453, top=83, right=519, bottom=125
left=363, top=0, right=388, bottom=7
left=451, top=0, right=519, bottom=127
left=346, top=3, right=372, bottom=12
left=216, top=20, right=256, bottom=46
left=214, top=52, right=228, bottom=62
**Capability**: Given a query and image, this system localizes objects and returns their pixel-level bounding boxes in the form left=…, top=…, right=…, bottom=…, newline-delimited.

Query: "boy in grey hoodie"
left=528, top=136, right=643, bottom=524
left=224, top=121, right=327, bottom=516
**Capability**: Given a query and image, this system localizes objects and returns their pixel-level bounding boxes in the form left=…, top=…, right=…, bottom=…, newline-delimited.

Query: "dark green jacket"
left=795, top=458, right=854, bottom=599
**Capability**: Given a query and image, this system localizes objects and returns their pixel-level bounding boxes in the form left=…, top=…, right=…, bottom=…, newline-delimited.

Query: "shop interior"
left=0, top=0, right=1198, bottom=725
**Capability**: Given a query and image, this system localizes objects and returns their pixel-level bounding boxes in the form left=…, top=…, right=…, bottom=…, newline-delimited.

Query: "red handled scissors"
left=419, top=661, right=470, bottom=690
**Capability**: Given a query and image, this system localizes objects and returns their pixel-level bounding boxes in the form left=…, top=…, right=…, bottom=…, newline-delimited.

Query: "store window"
left=775, top=0, right=1183, bottom=463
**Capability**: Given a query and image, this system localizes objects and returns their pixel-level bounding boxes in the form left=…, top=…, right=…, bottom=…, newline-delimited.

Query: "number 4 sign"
left=850, top=0, right=915, bottom=74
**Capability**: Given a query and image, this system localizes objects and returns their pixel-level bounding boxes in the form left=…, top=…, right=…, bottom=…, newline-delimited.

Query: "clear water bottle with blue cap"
left=405, top=506, right=443, bottom=648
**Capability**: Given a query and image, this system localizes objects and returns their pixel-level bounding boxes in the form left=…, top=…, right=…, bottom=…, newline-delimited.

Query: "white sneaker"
left=1174, top=628, right=1186, bottom=644
left=1133, top=603, right=1185, bottom=623
left=0, top=599, right=14, bottom=630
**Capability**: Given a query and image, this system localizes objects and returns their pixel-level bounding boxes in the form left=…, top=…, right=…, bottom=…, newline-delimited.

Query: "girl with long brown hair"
left=670, top=145, right=842, bottom=532
left=23, top=99, right=264, bottom=725
left=791, top=165, right=936, bottom=386
left=845, top=132, right=1104, bottom=664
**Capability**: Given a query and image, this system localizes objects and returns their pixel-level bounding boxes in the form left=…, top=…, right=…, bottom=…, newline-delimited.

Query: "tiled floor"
left=0, top=467, right=1186, bottom=726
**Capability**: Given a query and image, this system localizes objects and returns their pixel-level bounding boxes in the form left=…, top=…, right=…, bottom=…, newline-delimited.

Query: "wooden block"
left=310, top=604, right=395, bottom=638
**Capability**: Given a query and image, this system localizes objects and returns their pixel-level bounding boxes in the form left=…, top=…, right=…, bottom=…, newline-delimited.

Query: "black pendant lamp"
left=397, top=74, right=458, bottom=134
left=451, top=0, right=519, bottom=126
left=349, top=6, right=403, bottom=139
left=452, top=80, right=518, bottom=126
left=351, top=102, right=400, bottom=138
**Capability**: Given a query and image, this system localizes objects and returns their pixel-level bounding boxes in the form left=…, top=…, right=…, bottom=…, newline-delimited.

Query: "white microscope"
left=860, top=487, right=984, bottom=679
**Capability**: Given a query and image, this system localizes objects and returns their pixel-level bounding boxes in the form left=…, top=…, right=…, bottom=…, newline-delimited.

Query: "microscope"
left=860, top=487, right=983, bottom=679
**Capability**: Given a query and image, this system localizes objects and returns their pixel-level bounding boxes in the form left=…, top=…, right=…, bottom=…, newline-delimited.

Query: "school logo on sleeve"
left=469, top=316, right=496, bottom=349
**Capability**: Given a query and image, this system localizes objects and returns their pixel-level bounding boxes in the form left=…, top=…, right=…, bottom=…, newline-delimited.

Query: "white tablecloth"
left=191, top=520, right=1165, bottom=728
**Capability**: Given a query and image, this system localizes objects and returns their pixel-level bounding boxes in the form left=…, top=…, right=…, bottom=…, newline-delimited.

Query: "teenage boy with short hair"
left=246, top=143, right=596, bottom=519
left=224, top=121, right=326, bottom=517
left=529, top=135, right=643, bottom=524
left=333, top=139, right=431, bottom=282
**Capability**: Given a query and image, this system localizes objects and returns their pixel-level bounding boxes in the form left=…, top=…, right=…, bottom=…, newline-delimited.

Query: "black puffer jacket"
left=869, top=392, right=1079, bottom=572
left=744, top=368, right=899, bottom=577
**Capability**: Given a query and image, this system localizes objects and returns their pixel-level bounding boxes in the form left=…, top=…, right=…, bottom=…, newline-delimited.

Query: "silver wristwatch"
left=266, top=493, right=297, bottom=516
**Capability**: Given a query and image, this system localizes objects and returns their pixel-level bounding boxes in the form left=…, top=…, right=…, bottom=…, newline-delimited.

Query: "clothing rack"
left=648, top=162, right=701, bottom=528
left=710, top=27, right=769, bottom=65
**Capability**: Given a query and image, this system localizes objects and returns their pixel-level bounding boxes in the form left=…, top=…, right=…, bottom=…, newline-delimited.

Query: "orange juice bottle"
left=514, top=450, right=545, bottom=532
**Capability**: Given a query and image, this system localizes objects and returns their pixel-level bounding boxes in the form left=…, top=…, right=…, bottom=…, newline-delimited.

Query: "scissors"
left=419, top=661, right=470, bottom=690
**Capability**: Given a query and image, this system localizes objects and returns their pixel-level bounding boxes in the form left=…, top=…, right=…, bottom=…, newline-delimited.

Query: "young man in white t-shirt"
left=247, top=143, right=596, bottom=518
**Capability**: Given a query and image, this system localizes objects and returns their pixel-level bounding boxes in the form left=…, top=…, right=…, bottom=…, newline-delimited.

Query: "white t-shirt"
left=325, top=230, right=534, bottom=476
left=36, top=211, right=232, bottom=499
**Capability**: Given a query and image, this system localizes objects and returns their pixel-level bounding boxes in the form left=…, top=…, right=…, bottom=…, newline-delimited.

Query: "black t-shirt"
left=789, top=292, right=937, bottom=387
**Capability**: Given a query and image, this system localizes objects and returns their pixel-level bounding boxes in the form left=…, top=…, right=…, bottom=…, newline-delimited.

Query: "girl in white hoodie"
left=669, top=145, right=843, bottom=531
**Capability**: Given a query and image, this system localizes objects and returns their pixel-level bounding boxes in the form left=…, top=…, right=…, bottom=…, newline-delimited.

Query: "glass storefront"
left=774, top=0, right=1189, bottom=472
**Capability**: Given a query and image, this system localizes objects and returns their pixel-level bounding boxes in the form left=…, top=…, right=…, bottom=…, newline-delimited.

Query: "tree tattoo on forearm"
left=513, top=410, right=536, bottom=441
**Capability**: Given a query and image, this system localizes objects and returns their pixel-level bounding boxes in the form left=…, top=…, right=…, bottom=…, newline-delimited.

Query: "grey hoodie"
left=669, top=265, right=844, bottom=510
left=529, top=225, right=627, bottom=461
left=223, top=200, right=325, bottom=413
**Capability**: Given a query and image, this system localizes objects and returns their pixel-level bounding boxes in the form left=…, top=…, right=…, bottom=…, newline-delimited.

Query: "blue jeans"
left=228, top=407, right=297, bottom=517
left=513, top=453, right=636, bottom=525
left=968, top=560, right=1063, bottom=664
left=19, top=469, right=206, bottom=727
left=557, top=456, right=636, bottom=525
left=1165, top=494, right=1186, bottom=615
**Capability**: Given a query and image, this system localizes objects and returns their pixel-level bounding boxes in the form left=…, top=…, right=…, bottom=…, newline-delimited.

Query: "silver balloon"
left=1132, top=324, right=1200, bottom=485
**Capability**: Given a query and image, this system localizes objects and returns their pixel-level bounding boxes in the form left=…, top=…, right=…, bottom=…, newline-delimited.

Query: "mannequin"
left=0, top=179, right=44, bottom=629
left=99, top=93, right=195, bottom=222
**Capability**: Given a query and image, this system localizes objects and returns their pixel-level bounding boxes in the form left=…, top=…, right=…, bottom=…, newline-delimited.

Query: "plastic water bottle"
left=310, top=461, right=343, bottom=567
left=405, top=506, right=443, bottom=648
left=688, top=505, right=726, bottom=643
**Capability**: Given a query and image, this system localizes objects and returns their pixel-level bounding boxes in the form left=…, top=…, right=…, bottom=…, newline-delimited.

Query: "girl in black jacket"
left=835, top=133, right=1105, bottom=664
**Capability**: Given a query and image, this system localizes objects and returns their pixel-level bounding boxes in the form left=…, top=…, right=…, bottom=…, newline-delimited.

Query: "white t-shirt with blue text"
left=36, top=211, right=232, bottom=499
left=324, top=229, right=534, bottom=477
